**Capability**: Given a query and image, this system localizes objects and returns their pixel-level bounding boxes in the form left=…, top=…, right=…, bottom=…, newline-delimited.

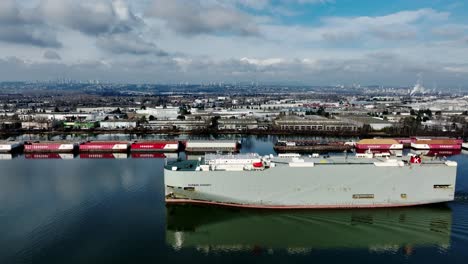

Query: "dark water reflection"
left=0, top=136, right=468, bottom=264
left=166, top=205, right=452, bottom=253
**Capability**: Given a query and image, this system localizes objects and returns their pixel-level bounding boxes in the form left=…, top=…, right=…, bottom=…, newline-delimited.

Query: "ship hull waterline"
left=166, top=198, right=432, bottom=209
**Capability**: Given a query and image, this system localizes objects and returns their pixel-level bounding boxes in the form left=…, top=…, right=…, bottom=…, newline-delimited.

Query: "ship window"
left=434, top=185, right=452, bottom=189
left=184, top=187, right=195, bottom=191
left=401, top=193, right=407, bottom=199
left=353, top=194, right=374, bottom=199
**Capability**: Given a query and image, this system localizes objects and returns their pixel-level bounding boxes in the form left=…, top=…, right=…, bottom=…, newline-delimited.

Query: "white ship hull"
left=165, top=158, right=457, bottom=209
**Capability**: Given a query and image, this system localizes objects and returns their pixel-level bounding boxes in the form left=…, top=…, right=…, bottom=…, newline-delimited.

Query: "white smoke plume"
left=410, top=73, right=426, bottom=96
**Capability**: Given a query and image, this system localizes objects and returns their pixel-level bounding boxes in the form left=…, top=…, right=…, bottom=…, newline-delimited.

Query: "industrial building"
left=218, top=118, right=259, bottom=130
left=274, top=116, right=358, bottom=132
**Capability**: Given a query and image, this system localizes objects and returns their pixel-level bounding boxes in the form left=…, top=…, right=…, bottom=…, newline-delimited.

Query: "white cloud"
left=323, top=8, right=448, bottom=26
left=444, top=66, right=468, bottom=74
left=240, top=57, right=285, bottom=66
left=432, top=24, right=468, bottom=37
left=96, top=33, right=167, bottom=56
left=146, top=0, right=260, bottom=36
left=233, top=0, right=270, bottom=10
left=0, top=1, right=467, bottom=86
left=3, top=52, right=467, bottom=86
left=0, top=0, right=61, bottom=47
left=38, top=0, right=143, bottom=36
left=320, top=8, right=449, bottom=41
left=258, top=8, right=451, bottom=47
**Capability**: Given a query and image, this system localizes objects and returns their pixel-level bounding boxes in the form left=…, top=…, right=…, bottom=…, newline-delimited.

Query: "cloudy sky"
left=1, top=0, right=468, bottom=87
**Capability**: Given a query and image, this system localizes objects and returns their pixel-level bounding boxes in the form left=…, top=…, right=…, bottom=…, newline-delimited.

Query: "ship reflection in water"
left=166, top=205, right=452, bottom=254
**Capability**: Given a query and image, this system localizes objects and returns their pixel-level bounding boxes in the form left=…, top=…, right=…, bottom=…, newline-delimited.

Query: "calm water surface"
left=1, top=136, right=468, bottom=264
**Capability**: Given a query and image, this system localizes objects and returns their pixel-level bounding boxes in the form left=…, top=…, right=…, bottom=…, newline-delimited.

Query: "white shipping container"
left=186, top=141, right=238, bottom=149
left=0, top=144, right=12, bottom=151
left=0, top=142, right=21, bottom=152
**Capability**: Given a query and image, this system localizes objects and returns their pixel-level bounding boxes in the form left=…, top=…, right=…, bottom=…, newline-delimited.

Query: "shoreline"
left=1, top=129, right=465, bottom=139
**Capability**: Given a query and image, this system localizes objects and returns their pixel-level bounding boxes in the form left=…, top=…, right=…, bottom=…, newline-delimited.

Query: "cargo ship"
left=79, top=141, right=129, bottom=153
left=166, top=205, right=451, bottom=252
left=164, top=153, right=457, bottom=209
left=273, top=140, right=352, bottom=153
left=184, top=140, right=240, bottom=153
left=411, top=139, right=461, bottom=150
left=355, top=139, right=403, bottom=151
left=0, top=141, right=23, bottom=153
left=24, top=141, right=77, bottom=153
left=131, top=141, right=180, bottom=152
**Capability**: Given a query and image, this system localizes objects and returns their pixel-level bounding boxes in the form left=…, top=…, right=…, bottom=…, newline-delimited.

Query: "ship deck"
left=165, top=155, right=450, bottom=171
left=166, top=160, right=200, bottom=171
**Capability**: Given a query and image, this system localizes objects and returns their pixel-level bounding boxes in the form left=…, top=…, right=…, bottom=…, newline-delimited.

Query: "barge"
left=273, top=140, right=352, bottom=153
left=412, top=149, right=461, bottom=157
left=131, top=141, right=180, bottom=152
left=394, top=138, right=412, bottom=148
left=24, top=141, right=77, bottom=153
left=411, top=137, right=463, bottom=144
left=79, top=141, right=129, bottom=153
left=411, top=139, right=461, bottom=150
left=355, top=139, right=403, bottom=151
left=185, top=140, right=240, bottom=153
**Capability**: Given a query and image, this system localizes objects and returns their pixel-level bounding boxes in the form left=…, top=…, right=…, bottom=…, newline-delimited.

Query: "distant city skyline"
left=1, top=0, right=468, bottom=87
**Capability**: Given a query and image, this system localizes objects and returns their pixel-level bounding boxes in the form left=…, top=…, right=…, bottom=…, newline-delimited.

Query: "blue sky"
left=1, top=0, right=468, bottom=87
left=282, top=0, right=466, bottom=21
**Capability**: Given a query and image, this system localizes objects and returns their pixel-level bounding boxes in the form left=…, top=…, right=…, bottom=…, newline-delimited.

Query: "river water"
left=1, top=135, right=468, bottom=264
